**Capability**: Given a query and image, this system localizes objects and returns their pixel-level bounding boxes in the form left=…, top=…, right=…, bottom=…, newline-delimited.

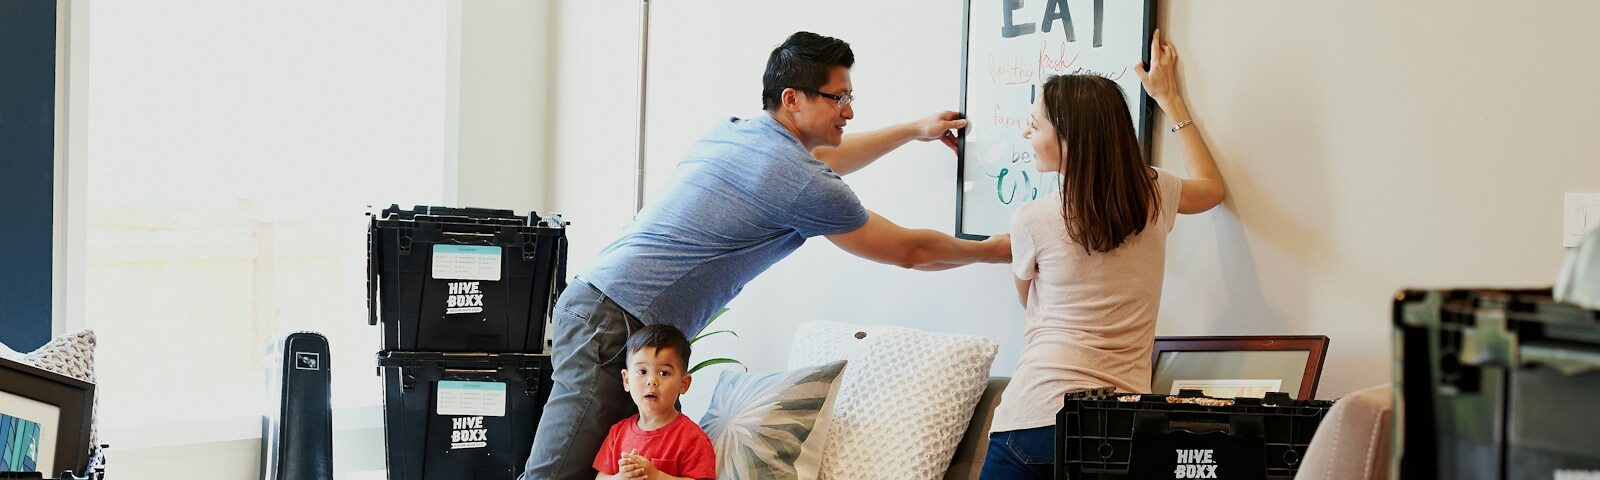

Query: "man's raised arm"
left=811, top=111, right=968, bottom=175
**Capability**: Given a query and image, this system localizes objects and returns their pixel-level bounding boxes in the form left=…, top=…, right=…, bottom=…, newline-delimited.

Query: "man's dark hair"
left=761, top=31, right=854, bottom=111
left=625, top=324, right=693, bottom=369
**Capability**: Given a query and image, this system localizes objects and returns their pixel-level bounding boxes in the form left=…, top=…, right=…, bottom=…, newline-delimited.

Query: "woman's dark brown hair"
left=1041, top=74, right=1160, bottom=254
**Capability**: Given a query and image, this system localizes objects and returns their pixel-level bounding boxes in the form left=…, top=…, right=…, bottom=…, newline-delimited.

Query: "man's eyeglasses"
left=791, top=87, right=855, bottom=110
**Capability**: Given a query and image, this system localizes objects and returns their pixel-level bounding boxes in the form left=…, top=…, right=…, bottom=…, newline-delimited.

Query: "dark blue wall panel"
left=0, top=0, right=58, bottom=351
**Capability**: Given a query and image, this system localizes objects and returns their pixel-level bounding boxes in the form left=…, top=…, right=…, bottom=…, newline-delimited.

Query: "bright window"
left=84, top=0, right=448, bottom=430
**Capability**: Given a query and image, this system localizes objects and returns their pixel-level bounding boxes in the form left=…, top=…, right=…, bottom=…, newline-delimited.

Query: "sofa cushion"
left=699, top=360, right=847, bottom=480
left=789, top=321, right=998, bottom=479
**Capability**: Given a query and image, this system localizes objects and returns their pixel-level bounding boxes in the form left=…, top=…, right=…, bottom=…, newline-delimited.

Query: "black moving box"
left=379, top=351, right=553, bottom=480
left=368, top=205, right=567, bottom=353
left=1056, top=387, right=1332, bottom=480
left=1395, top=288, right=1600, bottom=479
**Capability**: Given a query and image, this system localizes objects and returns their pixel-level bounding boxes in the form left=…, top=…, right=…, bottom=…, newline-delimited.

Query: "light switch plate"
left=1565, top=193, right=1600, bottom=247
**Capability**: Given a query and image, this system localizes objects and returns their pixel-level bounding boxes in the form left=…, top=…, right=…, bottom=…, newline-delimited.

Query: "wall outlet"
left=1565, top=193, right=1600, bottom=247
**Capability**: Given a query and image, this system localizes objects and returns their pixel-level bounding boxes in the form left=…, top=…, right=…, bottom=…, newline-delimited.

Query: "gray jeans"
left=519, top=279, right=645, bottom=480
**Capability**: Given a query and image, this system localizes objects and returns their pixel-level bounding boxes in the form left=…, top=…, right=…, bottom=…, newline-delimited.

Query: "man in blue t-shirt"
left=521, top=31, right=1011, bottom=480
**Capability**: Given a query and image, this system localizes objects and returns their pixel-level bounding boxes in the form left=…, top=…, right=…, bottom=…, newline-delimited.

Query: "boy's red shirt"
left=592, top=413, right=717, bottom=479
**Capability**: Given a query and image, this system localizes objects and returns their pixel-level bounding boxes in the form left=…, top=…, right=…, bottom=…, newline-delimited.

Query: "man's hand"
left=981, top=234, right=1012, bottom=264
left=911, top=110, right=969, bottom=152
left=813, top=110, right=969, bottom=174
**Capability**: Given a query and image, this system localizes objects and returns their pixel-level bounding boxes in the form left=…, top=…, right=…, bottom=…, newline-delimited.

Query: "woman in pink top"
left=980, top=30, right=1227, bottom=479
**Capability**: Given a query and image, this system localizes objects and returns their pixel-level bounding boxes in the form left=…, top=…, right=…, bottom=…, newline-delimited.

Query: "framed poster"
left=1150, top=336, right=1331, bottom=400
left=957, top=0, right=1156, bottom=239
left=0, top=391, right=60, bottom=473
left=0, top=357, right=93, bottom=475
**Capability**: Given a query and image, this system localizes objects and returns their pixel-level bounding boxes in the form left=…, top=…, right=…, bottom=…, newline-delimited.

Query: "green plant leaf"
left=691, top=329, right=739, bottom=344
left=689, top=357, right=746, bottom=375
left=689, top=308, right=742, bottom=373
left=703, top=307, right=731, bottom=328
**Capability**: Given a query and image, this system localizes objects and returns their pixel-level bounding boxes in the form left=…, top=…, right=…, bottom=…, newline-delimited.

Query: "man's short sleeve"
left=1010, top=209, right=1039, bottom=280
left=788, top=173, right=868, bottom=237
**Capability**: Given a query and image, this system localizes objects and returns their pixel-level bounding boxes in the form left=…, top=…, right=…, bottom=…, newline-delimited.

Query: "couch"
left=945, top=377, right=1010, bottom=480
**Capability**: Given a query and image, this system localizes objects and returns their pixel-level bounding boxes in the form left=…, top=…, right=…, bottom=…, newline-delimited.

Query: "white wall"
left=449, top=0, right=553, bottom=211
left=546, top=0, right=1600, bottom=419
left=545, top=0, right=649, bottom=264
left=1148, top=0, right=1600, bottom=397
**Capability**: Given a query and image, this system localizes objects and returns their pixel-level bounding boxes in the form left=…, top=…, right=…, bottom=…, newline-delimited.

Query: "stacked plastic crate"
left=1394, top=288, right=1600, bottom=479
left=1055, top=387, right=1333, bottom=480
left=367, top=205, right=567, bottom=480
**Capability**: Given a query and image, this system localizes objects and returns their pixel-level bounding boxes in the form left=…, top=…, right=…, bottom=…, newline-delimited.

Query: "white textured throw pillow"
left=788, top=321, right=998, bottom=480
left=23, top=330, right=98, bottom=384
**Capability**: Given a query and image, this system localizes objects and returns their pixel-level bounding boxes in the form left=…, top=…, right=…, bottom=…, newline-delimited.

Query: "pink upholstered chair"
left=1294, top=384, right=1393, bottom=480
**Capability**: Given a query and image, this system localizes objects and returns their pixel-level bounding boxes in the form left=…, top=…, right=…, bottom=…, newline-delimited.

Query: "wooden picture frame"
left=0, top=356, right=93, bottom=475
left=1150, top=335, right=1330, bottom=400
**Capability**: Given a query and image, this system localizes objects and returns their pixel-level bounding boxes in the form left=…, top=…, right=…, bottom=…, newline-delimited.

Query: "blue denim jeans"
left=980, top=426, right=1059, bottom=480
left=519, top=280, right=646, bottom=480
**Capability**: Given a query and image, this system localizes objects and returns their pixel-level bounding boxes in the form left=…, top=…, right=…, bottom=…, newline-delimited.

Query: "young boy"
left=593, top=325, right=717, bottom=480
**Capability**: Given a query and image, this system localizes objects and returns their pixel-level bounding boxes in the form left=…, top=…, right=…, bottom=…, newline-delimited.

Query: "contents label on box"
left=431, top=245, right=502, bottom=281
left=437, top=380, right=507, bottom=417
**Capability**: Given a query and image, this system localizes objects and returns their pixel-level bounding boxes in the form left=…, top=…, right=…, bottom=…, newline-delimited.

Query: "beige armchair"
left=1293, top=384, right=1394, bottom=480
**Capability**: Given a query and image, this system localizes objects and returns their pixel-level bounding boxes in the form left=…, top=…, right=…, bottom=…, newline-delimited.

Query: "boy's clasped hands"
left=615, top=449, right=660, bottom=480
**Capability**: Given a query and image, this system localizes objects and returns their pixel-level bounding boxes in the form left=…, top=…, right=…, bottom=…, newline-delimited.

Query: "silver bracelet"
left=1170, top=119, right=1194, bottom=133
